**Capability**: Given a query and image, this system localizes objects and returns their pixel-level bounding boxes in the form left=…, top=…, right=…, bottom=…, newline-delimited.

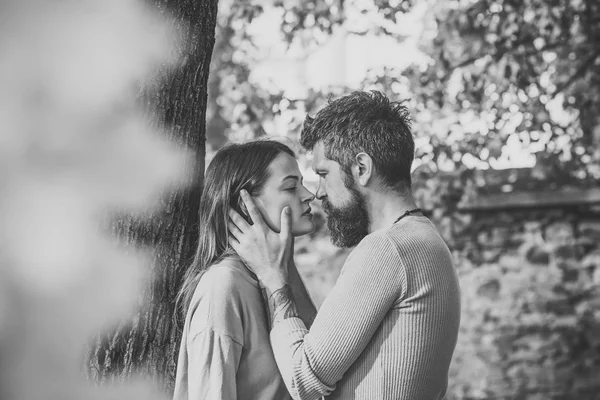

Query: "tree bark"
left=86, top=0, right=218, bottom=394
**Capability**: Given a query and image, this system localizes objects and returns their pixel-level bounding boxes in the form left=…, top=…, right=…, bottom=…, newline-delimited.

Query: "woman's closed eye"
left=284, top=186, right=298, bottom=193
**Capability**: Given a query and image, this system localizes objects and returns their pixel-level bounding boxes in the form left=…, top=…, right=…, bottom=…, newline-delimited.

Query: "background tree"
left=85, top=0, right=218, bottom=393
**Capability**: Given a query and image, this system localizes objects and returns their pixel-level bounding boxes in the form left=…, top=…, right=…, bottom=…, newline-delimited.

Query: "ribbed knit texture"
left=173, top=259, right=316, bottom=400
left=270, top=215, right=461, bottom=400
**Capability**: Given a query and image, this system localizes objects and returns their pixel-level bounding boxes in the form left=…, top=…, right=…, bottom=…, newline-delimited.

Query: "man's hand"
left=228, top=190, right=293, bottom=290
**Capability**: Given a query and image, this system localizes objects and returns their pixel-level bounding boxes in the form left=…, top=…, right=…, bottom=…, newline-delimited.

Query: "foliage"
left=206, top=0, right=284, bottom=151
left=408, top=0, right=600, bottom=183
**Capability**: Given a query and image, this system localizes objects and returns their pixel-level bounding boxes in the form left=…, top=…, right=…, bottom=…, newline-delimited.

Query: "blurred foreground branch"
left=0, top=0, right=217, bottom=399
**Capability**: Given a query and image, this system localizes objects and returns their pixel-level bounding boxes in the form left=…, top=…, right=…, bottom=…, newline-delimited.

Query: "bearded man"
left=228, top=91, right=461, bottom=400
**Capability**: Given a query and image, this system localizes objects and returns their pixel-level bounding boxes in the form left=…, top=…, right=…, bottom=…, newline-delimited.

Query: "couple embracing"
left=173, top=91, right=461, bottom=400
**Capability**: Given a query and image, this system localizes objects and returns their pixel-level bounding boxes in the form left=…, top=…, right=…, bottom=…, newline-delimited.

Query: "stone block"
left=556, top=260, right=580, bottom=282
left=582, top=250, right=600, bottom=270
left=553, top=243, right=584, bottom=260
left=545, top=222, right=574, bottom=245
left=477, top=230, right=490, bottom=246
left=487, top=226, right=511, bottom=247
left=578, top=221, right=600, bottom=242
left=498, top=253, right=524, bottom=271
left=476, top=278, right=501, bottom=299
left=525, top=244, right=551, bottom=265
left=482, top=248, right=502, bottom=263
left=576, top=236, right=598, bottom=254
left=524, top=221, right=543, bottom=234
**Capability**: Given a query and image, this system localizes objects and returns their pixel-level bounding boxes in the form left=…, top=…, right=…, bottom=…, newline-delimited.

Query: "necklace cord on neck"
left=394, top=208, right=422, bottom=224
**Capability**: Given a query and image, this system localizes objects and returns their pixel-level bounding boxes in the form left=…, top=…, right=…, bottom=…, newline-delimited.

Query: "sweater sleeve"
left=184, top=267, right=246, bottom=400
left=187, top=329, right=243, bottom=400
left=270, top=232, right=406, bottom=400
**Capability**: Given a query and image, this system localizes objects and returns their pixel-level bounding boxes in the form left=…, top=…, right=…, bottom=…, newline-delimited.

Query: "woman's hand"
left=228, top=190, right=293, bottom=290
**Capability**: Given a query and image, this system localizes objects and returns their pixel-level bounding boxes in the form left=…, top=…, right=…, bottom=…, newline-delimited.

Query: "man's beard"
left=322, top=186, right=370, bottom=248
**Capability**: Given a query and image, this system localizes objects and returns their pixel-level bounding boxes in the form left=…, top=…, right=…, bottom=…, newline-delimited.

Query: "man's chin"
left=327, top=223, right=366, bottom=248
left=322, top=189, right=369, bottom=247
left=330, top=235, right=364, bottom=249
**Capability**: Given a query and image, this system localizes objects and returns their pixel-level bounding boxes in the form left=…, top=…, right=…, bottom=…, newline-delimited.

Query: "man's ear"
left=352, top=152, right=374, bottom=187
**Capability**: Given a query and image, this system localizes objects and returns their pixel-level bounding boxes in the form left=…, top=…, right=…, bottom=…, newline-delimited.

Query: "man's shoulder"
left=388, top=217, right=448, bottom=248
left=344, top=230, right=402, bottom=268
left=350, top=217, right=452, bottom=264
left=353, top=229, right=395, bottom=252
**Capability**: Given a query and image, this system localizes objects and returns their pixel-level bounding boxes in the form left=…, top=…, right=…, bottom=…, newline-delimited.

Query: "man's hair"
left=300, top=91, right=414, bottom=192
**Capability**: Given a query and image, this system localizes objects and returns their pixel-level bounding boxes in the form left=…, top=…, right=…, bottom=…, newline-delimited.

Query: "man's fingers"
left=240, top=190, right=266, bottom=229
left=228, top=237, right=241, bottom=254
left=279, top=206, right=292, bottom=244
left=229, top=208, right=251, bottom=232
left=228, top=220, right=242, bottom=241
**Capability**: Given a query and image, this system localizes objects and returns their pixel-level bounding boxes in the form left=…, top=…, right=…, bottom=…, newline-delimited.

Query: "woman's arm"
left=183, top=267, right=245, bottom=400
left=187, top=329, right=243, bottom=400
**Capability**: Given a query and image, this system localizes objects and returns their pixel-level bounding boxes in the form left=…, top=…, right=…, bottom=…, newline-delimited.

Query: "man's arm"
left=265, top=242, right=316, bottom=329
left=288, top=260, right=317, bottom=328
left=260, top=262, right=315, bottom=329
left=261, top=283, right=299, bottom=328
left=266, top=234, right=404, bottom=400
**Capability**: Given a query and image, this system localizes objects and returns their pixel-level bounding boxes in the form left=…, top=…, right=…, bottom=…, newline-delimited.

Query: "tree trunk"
left=86, top=0, right=218, bottom=394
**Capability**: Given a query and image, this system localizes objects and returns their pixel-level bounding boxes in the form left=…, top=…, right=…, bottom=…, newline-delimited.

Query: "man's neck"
left=367, top=190, right=419, bottom=233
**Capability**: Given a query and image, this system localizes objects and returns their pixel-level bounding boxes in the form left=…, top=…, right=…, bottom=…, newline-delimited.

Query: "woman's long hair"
left=177, top=140, right=295, bottom=317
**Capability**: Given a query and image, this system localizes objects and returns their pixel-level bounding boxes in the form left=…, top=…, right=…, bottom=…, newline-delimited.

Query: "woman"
left=173, top=140, right=317, bottom=400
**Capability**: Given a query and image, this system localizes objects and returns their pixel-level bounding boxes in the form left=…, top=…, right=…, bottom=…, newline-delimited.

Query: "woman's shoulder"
left=186, top=258, right=256, bottom=342
left=189, top=257, right=259, bottom=311
left=200, top=257, right=259, bottom=289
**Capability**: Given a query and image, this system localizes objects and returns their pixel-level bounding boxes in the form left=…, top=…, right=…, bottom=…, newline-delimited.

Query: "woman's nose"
left=302, top=185, right=315, bottom=202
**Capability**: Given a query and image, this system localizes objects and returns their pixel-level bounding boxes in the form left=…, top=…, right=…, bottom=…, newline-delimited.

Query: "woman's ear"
left=235, top=194, right=250, bottom=223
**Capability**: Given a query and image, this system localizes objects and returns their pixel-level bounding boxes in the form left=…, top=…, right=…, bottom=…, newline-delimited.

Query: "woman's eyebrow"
left=280, top=175, right=300, bottom=184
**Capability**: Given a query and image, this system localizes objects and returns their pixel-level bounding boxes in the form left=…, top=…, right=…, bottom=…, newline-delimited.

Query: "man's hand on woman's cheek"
left=227, top=189, right=293, bottom=290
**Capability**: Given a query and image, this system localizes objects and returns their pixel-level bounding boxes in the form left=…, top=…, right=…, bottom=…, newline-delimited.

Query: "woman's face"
left=253, top=153, right=315, bottom=237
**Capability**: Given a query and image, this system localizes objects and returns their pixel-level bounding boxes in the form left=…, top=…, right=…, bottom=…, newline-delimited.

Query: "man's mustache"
left=321, top=199, right=333, bottom=215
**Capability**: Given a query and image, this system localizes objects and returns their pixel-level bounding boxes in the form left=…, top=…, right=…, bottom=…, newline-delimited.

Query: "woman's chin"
left=292, top=221, right=316, bottom=237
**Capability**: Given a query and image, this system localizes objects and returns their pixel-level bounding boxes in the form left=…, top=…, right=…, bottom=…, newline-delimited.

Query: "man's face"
left=312, top=142, right=370, bottom=248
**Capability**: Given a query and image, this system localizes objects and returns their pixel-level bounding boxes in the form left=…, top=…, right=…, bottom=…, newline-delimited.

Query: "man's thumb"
left=280, top=206, right=292, bottom=243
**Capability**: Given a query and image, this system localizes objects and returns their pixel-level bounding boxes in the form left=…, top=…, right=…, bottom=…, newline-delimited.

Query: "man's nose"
left=316, top=182, right=326, bottom=200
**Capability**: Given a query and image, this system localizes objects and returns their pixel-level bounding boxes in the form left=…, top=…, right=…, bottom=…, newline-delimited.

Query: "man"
left=227, top=91, right=461, bottom=400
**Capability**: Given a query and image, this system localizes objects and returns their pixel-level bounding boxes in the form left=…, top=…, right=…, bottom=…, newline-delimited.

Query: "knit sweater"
left=173, top=258, right=316, bottom=400
left=270, top=216, right=461, bottom=400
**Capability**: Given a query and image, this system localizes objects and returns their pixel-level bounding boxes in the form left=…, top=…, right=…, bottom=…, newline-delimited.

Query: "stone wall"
left=457, top=205, right=600, bottom=274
